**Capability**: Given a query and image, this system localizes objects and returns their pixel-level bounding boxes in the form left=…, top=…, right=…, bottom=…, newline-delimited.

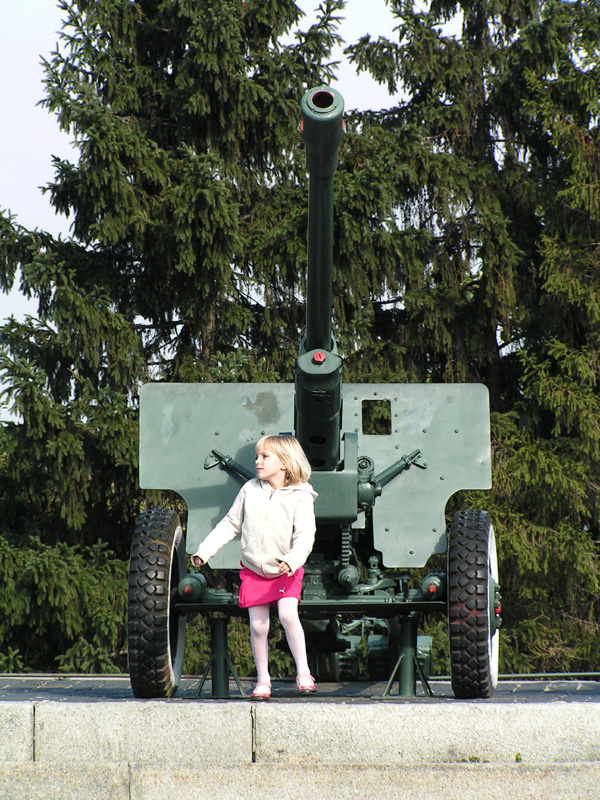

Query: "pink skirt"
left=238, top=566, right=304, bottom=608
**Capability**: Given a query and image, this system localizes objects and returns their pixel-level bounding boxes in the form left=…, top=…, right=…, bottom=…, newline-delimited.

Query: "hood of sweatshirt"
left=256, top=478, right=318, bottom=500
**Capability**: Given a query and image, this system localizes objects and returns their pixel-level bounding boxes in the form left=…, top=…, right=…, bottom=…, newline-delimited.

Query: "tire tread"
left=127, top=508, right=185, bottom=698
left=448, top=509, right=495, bottom=699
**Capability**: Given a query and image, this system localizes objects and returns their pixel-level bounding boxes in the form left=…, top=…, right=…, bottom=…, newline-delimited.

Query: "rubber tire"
left=127, top=508, right=187, bottom=698
left=448, top=509, right=499, bottom=699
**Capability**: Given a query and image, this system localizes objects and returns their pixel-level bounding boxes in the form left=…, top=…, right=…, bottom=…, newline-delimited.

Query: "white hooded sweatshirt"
left=192, top=478, right=317, bottom=578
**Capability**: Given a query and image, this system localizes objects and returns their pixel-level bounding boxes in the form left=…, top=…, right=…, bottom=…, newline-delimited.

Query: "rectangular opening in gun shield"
left=361, top=399, right=392, bottom=435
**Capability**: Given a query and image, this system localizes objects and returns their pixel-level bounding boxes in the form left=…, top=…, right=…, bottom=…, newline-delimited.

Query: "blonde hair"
left=255, top=435, right=311, bottom=485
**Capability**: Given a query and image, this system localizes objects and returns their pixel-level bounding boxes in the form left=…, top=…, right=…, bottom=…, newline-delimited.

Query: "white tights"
left=248, top=597, right=310, bottom=682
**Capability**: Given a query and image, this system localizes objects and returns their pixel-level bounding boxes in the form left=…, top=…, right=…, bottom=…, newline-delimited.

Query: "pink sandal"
left=296, top=673, right=316, bottom=694
left=251, top=681, right=271, bottom=700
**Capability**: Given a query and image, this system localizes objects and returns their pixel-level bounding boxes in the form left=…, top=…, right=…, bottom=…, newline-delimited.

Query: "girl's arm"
left=191, top=484, right=246, bottom=565
left=281, top=493, right=316, bottom=574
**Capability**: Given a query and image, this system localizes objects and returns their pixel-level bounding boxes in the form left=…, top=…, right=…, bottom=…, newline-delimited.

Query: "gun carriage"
left=127, top=87, right=501, bottom=700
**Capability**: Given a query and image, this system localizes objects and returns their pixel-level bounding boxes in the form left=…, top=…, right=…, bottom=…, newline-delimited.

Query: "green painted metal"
left=139, top=380, right=491, bottom=568
left=295, top=348, right=343, bottom=471
left=196, top=615, right=246, bottom=699
left=300, top=85, right=344, bottom=352
left=295, top=86, right=345, bottom=470
left=174, top=592, right=446, bottom=617
left=135, top=84, right=496, bottom=699
left=210, top=617, right=229, bottom=698
left=399, top=616, right=417, bottom=697
left=381, top=621, right=433, bottom=698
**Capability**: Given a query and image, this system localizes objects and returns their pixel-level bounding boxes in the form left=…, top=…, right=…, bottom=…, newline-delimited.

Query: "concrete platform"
left=1, top=675, right=600, bottom=799
left=2, top=763, right=600, bottom=800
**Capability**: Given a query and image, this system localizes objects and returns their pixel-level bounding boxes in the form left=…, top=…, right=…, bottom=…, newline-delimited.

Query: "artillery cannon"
left=127, top=87, right=501, bottom=700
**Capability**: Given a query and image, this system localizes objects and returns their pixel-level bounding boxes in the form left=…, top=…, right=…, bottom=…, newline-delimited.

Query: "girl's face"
left=255, top=447, right=287, bottom=488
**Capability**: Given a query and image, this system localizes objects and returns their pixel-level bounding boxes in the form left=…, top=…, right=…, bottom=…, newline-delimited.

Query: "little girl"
left=191, top=434, right=318, bottom=699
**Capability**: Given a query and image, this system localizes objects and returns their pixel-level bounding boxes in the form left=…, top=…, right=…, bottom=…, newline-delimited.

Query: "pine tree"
left=41, top=0, right=345, bottom=379
left=0, top=0, right=344, bottom=552
left=1, top=0, right=599, bottom=674
left=342, top=0, right=600, bottom=671
left=0, top=0, right=344, bottom=671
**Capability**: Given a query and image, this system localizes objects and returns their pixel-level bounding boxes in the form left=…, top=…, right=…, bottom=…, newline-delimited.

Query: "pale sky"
left=0, top=0, right=401, bottom=323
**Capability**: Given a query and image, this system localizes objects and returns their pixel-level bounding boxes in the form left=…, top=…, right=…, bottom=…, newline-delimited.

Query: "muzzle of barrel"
left=301, top=87, right=345, bottom=177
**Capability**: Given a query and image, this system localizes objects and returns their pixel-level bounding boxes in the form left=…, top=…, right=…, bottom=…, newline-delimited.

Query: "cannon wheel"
left=447, top=509, right=499, bottom=699
left=127, top=508, right=187, bottom=698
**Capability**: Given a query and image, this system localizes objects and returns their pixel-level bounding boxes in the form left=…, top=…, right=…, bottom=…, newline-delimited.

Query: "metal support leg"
left=382, top=615, right=432, bottom=698
left=196, top=615, right=246, bottom=699
left=398, top=615, right=417, bottom=697
left=210, top=615, right=230, bottom=698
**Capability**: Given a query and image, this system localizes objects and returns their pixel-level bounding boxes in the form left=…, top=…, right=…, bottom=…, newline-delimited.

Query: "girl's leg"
left=248, top=604, right=271, bottom=682
left=277, top=597, right=310, bottom=676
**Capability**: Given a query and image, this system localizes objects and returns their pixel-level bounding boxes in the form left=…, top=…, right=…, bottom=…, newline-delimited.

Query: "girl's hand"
left=191, top=555, right=203, bottom=567
left=277, top=560, right=292, bottom=576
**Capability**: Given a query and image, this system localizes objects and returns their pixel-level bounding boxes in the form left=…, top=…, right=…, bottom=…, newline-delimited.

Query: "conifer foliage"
left=0, top=0, right=343, bottom=671
left=342, top=0, right=600, bottom=672
left=1, top=0, right=599, bottom=674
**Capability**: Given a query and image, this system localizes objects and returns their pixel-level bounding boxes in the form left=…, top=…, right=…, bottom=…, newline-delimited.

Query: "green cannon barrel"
left=301, top=86, right=344, bottom=351
left=295, top=87, right=345, bottom=471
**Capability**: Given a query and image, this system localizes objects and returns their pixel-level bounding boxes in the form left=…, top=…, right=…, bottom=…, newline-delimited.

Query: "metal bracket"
left=375, top=449, right=426, bottom=491
left=204, top=449, right=254, bottom=481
